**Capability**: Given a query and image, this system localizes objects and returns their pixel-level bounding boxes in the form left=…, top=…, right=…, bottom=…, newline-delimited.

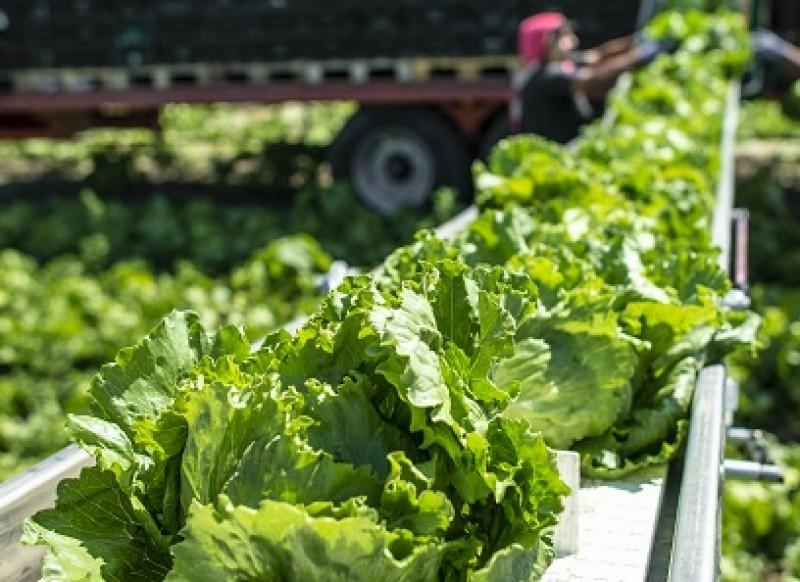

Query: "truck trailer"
left=0, top=0, right=647, bottom=211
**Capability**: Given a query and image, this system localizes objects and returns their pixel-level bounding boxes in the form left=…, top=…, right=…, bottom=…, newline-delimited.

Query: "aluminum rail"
left=667, top=365, right=727, bottom=581
left=666, top=83, right=741, bottom=582
left=711, top=85, right=741, bottom=272
left=0, top=446, right=92, bottom=581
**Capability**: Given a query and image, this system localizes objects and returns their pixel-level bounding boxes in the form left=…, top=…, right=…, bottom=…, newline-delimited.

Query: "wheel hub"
left=352, top=126, right=435, bottom=214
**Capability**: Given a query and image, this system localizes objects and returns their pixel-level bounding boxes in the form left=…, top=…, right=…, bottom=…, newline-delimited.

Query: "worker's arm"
left=573, top=39, right=671, bottom=95
left=573, top=51, right=643, bottom=95
left=752, top=30, right=800, bottom=81
left=582, top=35, right=636, bottom=64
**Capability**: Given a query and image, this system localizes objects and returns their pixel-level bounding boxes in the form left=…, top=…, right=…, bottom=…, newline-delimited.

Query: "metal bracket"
left=724, top=459, right=784, bottom=483
left=724, top=378, right=740, bottom=428
left=725, top=427, right=785, bottom=483
left=732, top=208, right=750, bottom=294
left=722, top=288, right=751, bottom=310
left=722, top=208, right=751, bottom=310
left=728, top=427, right=772, bottom=464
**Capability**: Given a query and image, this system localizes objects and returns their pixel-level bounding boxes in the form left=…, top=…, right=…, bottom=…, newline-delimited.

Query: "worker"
left=512, top=12, right=670, bottom=143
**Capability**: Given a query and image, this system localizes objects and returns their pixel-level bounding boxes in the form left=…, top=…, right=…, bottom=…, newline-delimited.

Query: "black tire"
left=478, top=109, right=512, bottom=162
left=328, top=107, right=471, bottom=215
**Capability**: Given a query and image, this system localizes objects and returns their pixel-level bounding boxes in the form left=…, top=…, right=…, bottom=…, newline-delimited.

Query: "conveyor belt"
left=0, top=83, right=741, bottom=582
left=545, top=466, right=669, bottom=582
left=544, top=83, right=740, bottom=582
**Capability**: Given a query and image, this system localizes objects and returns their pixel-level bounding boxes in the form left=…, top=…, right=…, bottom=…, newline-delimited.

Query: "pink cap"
left=518, top=12, right=567, bottom=65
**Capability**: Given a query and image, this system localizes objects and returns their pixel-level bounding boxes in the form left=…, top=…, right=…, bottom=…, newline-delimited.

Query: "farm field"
left=1, top=3, right=799, bottom=579
left=18, top=9, right=765, bottom=580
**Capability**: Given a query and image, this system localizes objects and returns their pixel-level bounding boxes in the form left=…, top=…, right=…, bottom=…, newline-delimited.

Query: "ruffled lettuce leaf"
left=166, top=497, right=445, bottom=582
left=27, top=304, right=567, bottom=581
left=496, top=314, right=638, bottom=449
left=23, top=467, right=172, bottom=582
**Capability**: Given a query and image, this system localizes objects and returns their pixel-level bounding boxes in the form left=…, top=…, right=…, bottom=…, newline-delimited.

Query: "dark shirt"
left=518, top=61, right=588, bottom=144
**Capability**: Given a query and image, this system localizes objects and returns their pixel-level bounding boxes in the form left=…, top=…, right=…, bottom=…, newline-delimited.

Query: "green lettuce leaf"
left=576, top=356, right=699, bottom=478
left=167, top=496, right=444, bottom=582
left=496, top=315, right=638, bottom=449
left=23, top=467, right=172, bottom=582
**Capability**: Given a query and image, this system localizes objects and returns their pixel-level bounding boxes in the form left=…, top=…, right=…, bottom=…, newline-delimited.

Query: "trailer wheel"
left=329, top=108, right=471, bottom=215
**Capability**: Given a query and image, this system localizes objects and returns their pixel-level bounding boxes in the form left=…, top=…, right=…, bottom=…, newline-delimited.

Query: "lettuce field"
left=0, top=4, right=795, bottom=581
left=14, top=9, right=765, bottom=581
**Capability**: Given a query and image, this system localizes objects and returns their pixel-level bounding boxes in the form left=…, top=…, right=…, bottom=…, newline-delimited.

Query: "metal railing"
left=666, top=83, right=742, bottom=582
left=667, top=365, right=727, bottom=581
left=0, top=446, right=92, bottom=581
